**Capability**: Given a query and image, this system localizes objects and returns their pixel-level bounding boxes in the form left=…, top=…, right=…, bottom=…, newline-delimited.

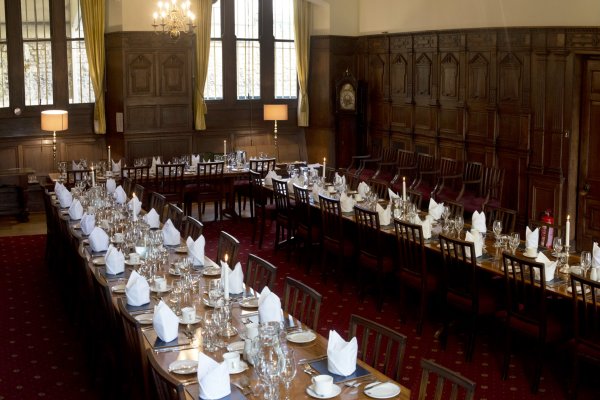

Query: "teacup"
left=245, top=322, right=259, bottom=340
left=181, top=305, right=196, bottom=323
left=113, top=232, right=124, bottom=243
left=129, top=253, right=140, bottom=264
left=154, top=277, right=167, bottom=292
left=223, top=351, right=241, bottom=372
left=524, top=247, right=538, bottom=257
left=328, top=186, right=336, bottom=194
left=354, top=193, right=363, bottom=202
left=312, top=374, right=334, bottom=396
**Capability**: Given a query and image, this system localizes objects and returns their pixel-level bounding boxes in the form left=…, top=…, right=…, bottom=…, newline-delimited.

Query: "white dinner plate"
left=229, top=361, right=249, bottom=375
left=203, top=267, right=221, bottom=277
left=135, top=313, right=154, bottom=325
left=92, top=256, right=106, bottom=266
left=178, top=315, right=202, bottom=325
left=286, top=330, right=316, bottom=344
left=364, top=382, right=401, bottom=399
left=306, top=384, right=342, bottom=399
left=111, top=284, right=126, bottom=294
left=150, top=284, right=172, bottom=293
left=168, top=359, right=198, bottom=375
left=226, top=341, right=245, bottom=353
left=239, top=297, right=259, bottom=308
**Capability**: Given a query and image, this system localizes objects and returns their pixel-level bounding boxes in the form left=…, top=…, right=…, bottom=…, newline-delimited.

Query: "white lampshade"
left=263, top=104, right=288, bottom=121
left=41, top=110, right=69, bottom=132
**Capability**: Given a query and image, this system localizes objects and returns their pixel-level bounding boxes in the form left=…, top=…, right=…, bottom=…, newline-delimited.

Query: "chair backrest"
left=154, top=164, right=185, bottom=195
left=407, top=188, right=423, bottom=210
left=216, top=231, right=240, bottom=265
left=149, top=192, right=167, bottom=221
left=245, top=253, right=277, bottom=294
left=249, top=170, right=269, bottom=208
left=394, top=219, right=427, bottom=284
left=528, top=219, right=563, bottom=249
left=133, top=183, right=145, bottom=203
left=438, top=234, right=479, bottom=312
left=122, top=166, right=151, bottom=183
left=66, top=169, right=91, bottom=185
left=91, top=268, right=120, bottom=338
left=293, top=183, right=312, bottom=228
left=397, top=149, right=416, bottom=168
left=283, top=276, right=322, bottom=331
left=417, top=358, right=476, bottom=400
left=368, top=178, right=390, bottom=200
left=354, top=205, right=381, bottom=260
left=122, top=176, right=133, bottom=197
left=319, top=194, right=344, bottom=245
left=482, top=166, right=504, bottom=203
left=439, top=157, right=459, bottom=177
left=146, top=348, right=186, bottom=400
left=483, top=204, right=516, bottom=233
left=342, top=171, right=361, bottom=191
left=502, top=252, right=549, bottom=334
left=445, top=199, right=464, bottom=218
left=570, top=272, right=600, bottom=354
left=249, top=158, right=276, bottom=177
left=272, top=177, right=292, bottom=215
left=196, top=161, right=224, bottom=178
left=117, top=298, right=146, bottom=378
left=349, top=314, right=407, bottom=382
left=166, top=203, right=184, bottom=230
left=183, top=215, right=203, bottom=240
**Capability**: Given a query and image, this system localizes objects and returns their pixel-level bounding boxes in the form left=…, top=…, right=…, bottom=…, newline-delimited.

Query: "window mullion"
left=50, top=0, right=67, bottom=107
left=4, top=0, right=24, bottom=110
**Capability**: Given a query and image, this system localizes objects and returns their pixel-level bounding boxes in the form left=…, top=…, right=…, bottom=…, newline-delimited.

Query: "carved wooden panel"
left=22, top=144, right=54, bottom=175
left=414, top=106, right=434, bottom=134
left=160, top=53, right=188, bottom=96
left=369, top=54, right=387, bottom=101
left=498, top=53, right=522, bottom=103
left=161, top=137, right=191, bottom=159
left=0, top=146, right=19, bottom=170
left=439, top=109, right=461, bottom=137
left=127, top=54, right=154, bottom=97
left=497, top=113, right=530, bottom=148
left=529, top=175, right=563, bottom=222
left=127, top=106, right=158, bottom=130
left=414, top=139, right=436, bottom=157
left=415, top=54, right=432, bottom=97
left=466, top=110, right=489, bottom=140
left=160, top=105, right=191, bottom=129
left=390, top=105, right=412, bottom=131
left=440, top=53, right=459, bottom=100
left=390, top=54, right=408, bottom=98
left=126, top=139, right=161, bottom=160
left=467, top=53, right=489, bottom=102
left=64, top=142, right=101, bottom=163
left=438, top=141, right=464, bottom=161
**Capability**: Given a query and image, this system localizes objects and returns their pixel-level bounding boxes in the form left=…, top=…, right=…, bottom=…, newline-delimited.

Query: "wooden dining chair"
left=117, top=298, right=149, bottom=400
left=182, top=215, right=203, bottom=240
left=568, top=272, right=600, bottom=398
left=165, top=203, right=184, bottom=231
left=272, top=177, right=295, bottom=257
left=122, top=165, right=151, bottom=184
left=394, top=219, right=439, bottom=335
left=368, top=178, right=390, bottom=200
left=445, top=199, right=464, bottom=219
left=216, top=230, right=240, bottom=266
left=411, top=152, right=438, bottom=205
left=293, top=183, right=320, bottom=273
left=417, top=358, right=476, bottom=400
left=500, top=252, right=565, bottom=393
left=148, top=191, right=167, bottom=221
left=528, top=219, right=563, bottom=249
left=483, top=204, right=516, bottom=233
left=133, top=183, right=145, bottom=205
left=244, top=253, right=277, bottom=294
left=184, top=161, right=224, bottom=220
left=146, top=348, right=186, bottom=400
left=154, top=163, right=185, bottom=208
left=235, top=157, right=277, bottom=215
left=283, top=276, right=322, bottom=331
left=406, top=188, right=423, bottom=210
left=349, top=314, right=408, bottom=382
left=65, top=169, right=91, bottom=187
left=249, top=170, right=276, bottom=249
left=438, top=234, right=497, bottom=361
left=354, top=204, right=395, bottom=310
left=122, top=176, right=133, bottom=197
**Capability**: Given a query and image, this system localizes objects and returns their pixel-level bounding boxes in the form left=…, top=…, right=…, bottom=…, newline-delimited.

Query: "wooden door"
left=577, top=59, right=600, bottom=248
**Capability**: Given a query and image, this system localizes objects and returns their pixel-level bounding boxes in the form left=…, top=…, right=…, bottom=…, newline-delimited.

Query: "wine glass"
left=581, top=251, right=592, bottom=276
left=441, top=205, right=451, bottom=223
left=509, top=232, right=520, bottom=255
left=493, top=220, right=503, bottom=247
left=552, top=237, right=563, bottom=257
left=280, top=349, right=297, bottom=400
left=454, top=216, right=464, bottom=239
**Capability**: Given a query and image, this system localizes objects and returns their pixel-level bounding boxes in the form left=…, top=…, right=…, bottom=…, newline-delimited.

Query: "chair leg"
left=501, top=328, right=511, bottom=380
left=417, top=289, right=427, bottom=336
left=568, top=356, right=579, bottom=400
left=465, top=315, right=477, bottom=361
left=531, top=343, right=544, bottom=393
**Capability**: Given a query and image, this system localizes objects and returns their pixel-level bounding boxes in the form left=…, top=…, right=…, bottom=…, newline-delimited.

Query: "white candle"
left=322, top=157, right=326, bottom=179
left=107, top=145, right=111, bottom=164
left=566, top=214, right=570, bottom=247
left=91, top=166, right=95, bottom=186
left=223, top=254, right=229, bottom=300
left=402, top=176, right=407, bottom=201
left=224, top=140, right=227, bottom=158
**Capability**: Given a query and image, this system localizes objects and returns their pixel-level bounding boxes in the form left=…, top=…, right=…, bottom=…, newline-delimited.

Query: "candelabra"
left=152, top=0, right=196, bottom=40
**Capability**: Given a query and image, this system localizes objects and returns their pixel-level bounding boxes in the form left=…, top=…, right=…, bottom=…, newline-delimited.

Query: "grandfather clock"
left=335, top=70, right=364, bottom=169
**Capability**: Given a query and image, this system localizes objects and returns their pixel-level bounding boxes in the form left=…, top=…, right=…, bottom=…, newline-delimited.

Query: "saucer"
left=175, top=246, right=188, bottom=254
left=203, top=267, right=221, bottom=277
left=150, top=284, right=172, bottom=293
left=239, top=297, right=259, bottom=308
left=111, top=284, right=126, bottom=294
left=228, top=361, right=249, bottom=375
left=226, top=341, right=245, bottom=353
left=111, top=236, right=124, bottom=244
left=168, top=359, right=198, bottom=375
left=306, top=384, right=341, bottom=399
left=135, top=313, right=154, bottom=325
left=178, top=315, right=202, bottom=325
left=92, top=256, right=106, bottom=266
left=286, top=330, right=316, bottom=344
left=124, top=260, right=142, bottom=266
left=364, top=382, right=401, bottom=399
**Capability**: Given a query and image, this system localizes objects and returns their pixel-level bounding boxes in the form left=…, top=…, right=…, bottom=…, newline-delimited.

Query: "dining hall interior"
left=2, top=0, right=600, bottom=399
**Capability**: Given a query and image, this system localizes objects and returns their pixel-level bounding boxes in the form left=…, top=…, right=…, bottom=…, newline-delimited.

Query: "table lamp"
left=41, top=110, right=68, bottom=170
left=263, top=104, right=288, bottom=158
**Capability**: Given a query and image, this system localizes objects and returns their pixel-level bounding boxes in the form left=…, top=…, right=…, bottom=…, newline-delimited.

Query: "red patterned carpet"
left=1, top=219, right=598, bottom=399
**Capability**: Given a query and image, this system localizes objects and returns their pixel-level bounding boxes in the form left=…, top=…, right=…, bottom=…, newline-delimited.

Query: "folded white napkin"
left=227, top=262, right=244, bottom=294
left=388, top=188, right=400, bottom=200
left=162, top=219, right=181, bottom=246
left=186, top=235, right=205, bottom=266
left=191, top=154, right=200, bottom=170
left=197, top=352, right=231, bottom=400
left=105, top=245, right=125, bottom=275
left=258, top=286, right=282, bottom=323
left=311, top=183, right=322, bottom=203
left=465, top=229, right=483, bottom=258
left=57, top=188, right=73, bottom=208
left=68, top=199, right=83, bottom=220
left=327, top=330, right=358, bottom=376
left=357, top=181, right=370, bottom=198
left=125, top=270, right=150, bottom=306
left=143, top=208, right=161, bottom=229
left=428, top=198, right=444, bottom=220
left=88, top=226, right=109, bottom=253
left=106, top=178, right=116, bottom=194
left=72, top=160, right=83, bottom=170
left=593, top=242, right=600, bottom=268
left=114, top=185, right=127, bottom=204
left=264, top=170, right=281, bottom=186
left=287, top=177, right=298, bottom=193
left=150, top=156, right=162, bottom=174
left=376, top=203, right=392, bottom=225
left=128, top=195, right=142, bottom=221
left=111, top=159, right=121, bottom=173
left=340, top=192, right=356, bottom=213
left=334, top=173, right=346, bottom=186
left=526, top=226, right=539, bottom=249
left=80, top=213, right=96, bottom=236
left=413, top=214, right=433, bottom=239
left=54, top=181, right=66, bottom=194
left=472, top=211, right=486, bottom=234
left=533, top=252, right=557, bottom=282
left=152, top=300, right=178, bottom=342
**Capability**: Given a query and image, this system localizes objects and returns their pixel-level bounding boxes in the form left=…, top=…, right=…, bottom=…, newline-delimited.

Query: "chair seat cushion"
left=460, top=194, right=486, bottom=214
left=323, top=238, right=354, bottom=258
left=399, top=269, right=439, bottom=293
left=447, top=289, right=497, bottom=315
left=296, top=225, right=320, bottom=243
left=569, top=338, right=600, bottom=363
left=496, top=311, right=565, bottom=343
left=358, top=253, right=394, bottom=274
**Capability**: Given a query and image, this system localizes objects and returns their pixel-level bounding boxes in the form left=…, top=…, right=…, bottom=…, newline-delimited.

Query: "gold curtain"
left=194, top=0, right=213, bottom=130
left=80, top=0, right=106, bottom=134
left=293, top=0, right=311, bottom=127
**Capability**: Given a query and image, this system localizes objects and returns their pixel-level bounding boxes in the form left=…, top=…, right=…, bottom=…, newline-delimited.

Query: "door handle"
left=580, top=183, right=591, bottom=196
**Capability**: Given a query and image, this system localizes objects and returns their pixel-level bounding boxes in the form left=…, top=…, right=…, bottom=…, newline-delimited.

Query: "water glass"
left=509, top=232, right=520, bottom=255
left=493, top=220, right=503, bottom=247
left=454, top=216, right=464, bottom=239
left=581, top=251, right=592, bottom=276
left=552, top=237, right=563, bottom=257
left=280, top=349, right=297, bottom=400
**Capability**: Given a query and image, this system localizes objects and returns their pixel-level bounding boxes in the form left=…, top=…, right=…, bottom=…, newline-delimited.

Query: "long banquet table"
left=46, top=189, right=411, bottom=400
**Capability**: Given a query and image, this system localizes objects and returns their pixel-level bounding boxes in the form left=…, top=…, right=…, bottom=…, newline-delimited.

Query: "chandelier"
left=152, top=0, right=196, bottom=40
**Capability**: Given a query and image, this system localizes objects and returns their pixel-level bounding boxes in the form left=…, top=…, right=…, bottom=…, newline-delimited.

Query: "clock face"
left=339, top=83, right=356, bottom=110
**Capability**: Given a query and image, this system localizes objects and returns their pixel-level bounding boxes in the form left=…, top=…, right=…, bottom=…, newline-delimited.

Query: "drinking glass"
left=202, top=311, right=219, bottom=352
left=454, top=216, right=464, bottom=239
left=442, top=205, right=450, bottom=223
left=552, top=237, right=563, bottom=257
left=280, top=349, right=297, bottom=400
left=509, top=232, right=520, bottom=255
left=581, top=251, right=592, bottom=276
left=493, top=220, right=503, bottom=247
left=208, top=279, right=223, bottom=307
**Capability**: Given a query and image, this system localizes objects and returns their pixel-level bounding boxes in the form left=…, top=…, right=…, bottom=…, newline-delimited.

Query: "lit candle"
left=91, top=166, right=95, bottom=186
left=566, top=214, right=570, bottom=247
left=223, top=254, right=229, bottom=300
left=322, top=157, right=326, bottom=179
left=107, top=145, right=111, bottom=164
left=224, top=140, right=227, bottom=158
left=402, top=176, right=407, bottom=201
left=132, top=193, right=138, bottom=221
